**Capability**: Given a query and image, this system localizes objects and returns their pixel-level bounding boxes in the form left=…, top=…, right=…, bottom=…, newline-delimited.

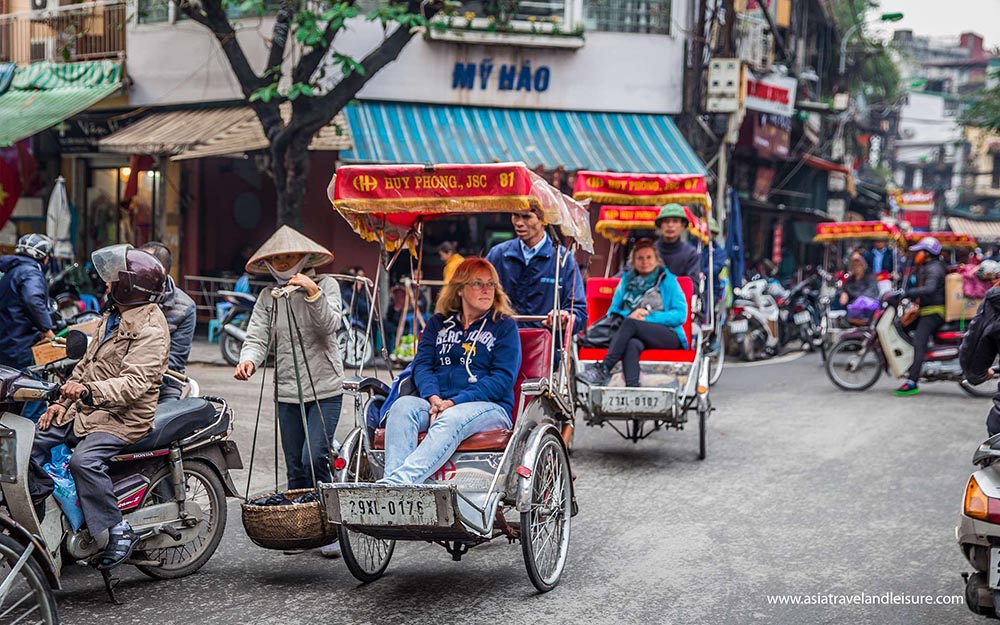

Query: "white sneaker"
left=319, top=541, right=342, bottom=559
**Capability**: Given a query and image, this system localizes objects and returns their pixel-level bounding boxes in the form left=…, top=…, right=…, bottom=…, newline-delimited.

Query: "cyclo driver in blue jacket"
left=0, top=234, right=56, bottom=375
left=486, top=207, right=587, bottom=330
left=379, top=258, right=521, bottom=484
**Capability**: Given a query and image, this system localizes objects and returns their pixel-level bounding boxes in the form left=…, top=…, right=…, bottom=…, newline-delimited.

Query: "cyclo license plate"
left=729, top=319, right=749, bottom=334
left=793, top=311, right=812, bottom=325
left=600, top=389, right=671, bottom=414
left=339, top=490, right=438, bottom=526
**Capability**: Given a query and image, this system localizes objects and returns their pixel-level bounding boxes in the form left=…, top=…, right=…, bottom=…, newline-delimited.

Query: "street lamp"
left=839, top=12, right=905, bottom=75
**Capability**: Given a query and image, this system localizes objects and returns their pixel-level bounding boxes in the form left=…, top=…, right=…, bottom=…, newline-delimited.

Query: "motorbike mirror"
left=65, top=330, right=89, bottom=360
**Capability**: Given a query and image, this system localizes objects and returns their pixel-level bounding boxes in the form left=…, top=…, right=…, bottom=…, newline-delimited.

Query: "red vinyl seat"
left=580, top=275, right=697, bottom=363
left=372, top=328, right=554, bottom=452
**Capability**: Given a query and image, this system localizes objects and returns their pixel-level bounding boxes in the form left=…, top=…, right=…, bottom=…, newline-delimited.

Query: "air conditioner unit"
left=30, top=0, right=51, bottom=11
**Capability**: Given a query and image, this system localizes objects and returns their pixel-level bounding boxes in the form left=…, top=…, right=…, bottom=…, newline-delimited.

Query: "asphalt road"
left=56, top=348, right=994, bottom=624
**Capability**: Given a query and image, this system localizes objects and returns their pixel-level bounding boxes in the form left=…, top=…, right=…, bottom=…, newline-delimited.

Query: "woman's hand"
left=234, top=361, right=256, bottom=380
left=628, top=308, right=649, bottom=320
left=288, top=273, right=320, bottom=297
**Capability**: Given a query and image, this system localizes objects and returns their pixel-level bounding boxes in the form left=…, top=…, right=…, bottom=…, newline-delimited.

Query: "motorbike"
left=776, top=271, right=824, bottom=357
left=218, top=290, right=257, bottom=367
left=957, top=431, right=1000, bottom=617
left=0, top=332, right=242, bottom=603
left=825, top=292, right=994, bottom=397
left=727, top=277, right=782, bottom=361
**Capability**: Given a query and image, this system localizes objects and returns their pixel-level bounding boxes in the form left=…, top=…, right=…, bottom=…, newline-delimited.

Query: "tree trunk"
left=272, top=133, right=312, bottom=228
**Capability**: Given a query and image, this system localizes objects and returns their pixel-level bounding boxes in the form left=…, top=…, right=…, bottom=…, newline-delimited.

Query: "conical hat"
left=245, top=225, right=334, bottom=275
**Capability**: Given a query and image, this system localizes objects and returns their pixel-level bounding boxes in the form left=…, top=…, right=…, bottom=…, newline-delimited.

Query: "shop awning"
left=0, top=60, right=122, bottom=147
left=100, top=104, right=352, bottom=158
left=341, top=101, right=706, bottom=174
left=948, top=216, right=1000, bottom=243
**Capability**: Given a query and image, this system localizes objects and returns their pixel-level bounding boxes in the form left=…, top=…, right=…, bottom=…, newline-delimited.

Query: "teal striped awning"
left=342, top=101, right=706, bottom=175
left=0, top=60, right=122, bottom=147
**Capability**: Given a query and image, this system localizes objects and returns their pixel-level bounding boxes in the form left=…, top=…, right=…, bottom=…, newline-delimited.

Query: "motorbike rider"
left=28, top=245, right=169, bottom=570
left=0, top=234, right=56, bottom=421
left=653, top=204, right=700, bottom=285
left=139, top=242, right=196, bottom=402
left=895, top=236, right=948, bottom=397
left=960, top=260, right=1000, bottom=434
left=486, top=206, right=587, bottom=330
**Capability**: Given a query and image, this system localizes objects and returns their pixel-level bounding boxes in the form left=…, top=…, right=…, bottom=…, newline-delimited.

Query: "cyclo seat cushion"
left=119, top=398, right=219, bottom=454
left=372, top=328, right=553, bottom=453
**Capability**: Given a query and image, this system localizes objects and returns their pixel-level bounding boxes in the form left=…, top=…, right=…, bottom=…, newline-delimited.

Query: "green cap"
left=655, top=203, right=688, bottom=227
left=708, top=215, right=720, bottom=234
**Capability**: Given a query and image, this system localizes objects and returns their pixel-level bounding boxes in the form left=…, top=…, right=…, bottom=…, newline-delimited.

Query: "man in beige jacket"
left=29, top=245, right=169, bottom=571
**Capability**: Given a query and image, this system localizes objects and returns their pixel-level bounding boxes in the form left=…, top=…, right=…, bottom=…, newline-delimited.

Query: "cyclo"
left=812, top=220, right=907, bottom=355
left=319, top=162, right=591, bottom=592
left=571, top=171, right=714, bottom=456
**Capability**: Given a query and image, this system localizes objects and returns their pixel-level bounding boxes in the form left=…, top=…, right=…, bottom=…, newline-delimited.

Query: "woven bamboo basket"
left=241, top=489, right=337, bottom=551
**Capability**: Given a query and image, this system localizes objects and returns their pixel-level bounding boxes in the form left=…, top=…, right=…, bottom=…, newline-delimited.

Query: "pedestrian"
left=0, top=234, right=55, bottom=420
left=138, top=242, right=196, bottom=402
left=864, top=239, right=895, bottom=277
left=437, top=241, right=464, bottom=283
left=232, top=226, right=345, bottom=557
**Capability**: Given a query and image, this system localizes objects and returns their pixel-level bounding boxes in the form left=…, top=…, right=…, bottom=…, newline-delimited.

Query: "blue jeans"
left=277, top=396, right=343, bottom=489
left=381, top=396, right=511, bottom=485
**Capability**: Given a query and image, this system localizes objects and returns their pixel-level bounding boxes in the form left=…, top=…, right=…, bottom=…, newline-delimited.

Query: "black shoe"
left=578, top=363, right=611, bottom=386
left=97, top=524, right=138, bottom=570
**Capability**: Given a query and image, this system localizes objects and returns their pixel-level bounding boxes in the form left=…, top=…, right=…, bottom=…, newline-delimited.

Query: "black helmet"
left=92, top=245, right=165, bottom=306
left=15, top=233, right=53, bottom=262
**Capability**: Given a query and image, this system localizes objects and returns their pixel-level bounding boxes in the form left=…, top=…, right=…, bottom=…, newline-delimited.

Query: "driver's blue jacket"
left=486, top=236, right=587, bottom=329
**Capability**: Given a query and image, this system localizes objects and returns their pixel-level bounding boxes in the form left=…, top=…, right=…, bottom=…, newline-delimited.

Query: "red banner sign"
left=573, top=171, right=709, bottom=207
left=814, top=221, right=903, bottom=243
left=905, top=231, right=977, bottom=249
left=595, top=205, right=708, bottom=245
left=333, top=163, right=540, bottom=209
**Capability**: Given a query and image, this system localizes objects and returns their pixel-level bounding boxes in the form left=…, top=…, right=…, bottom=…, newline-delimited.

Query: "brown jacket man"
left=54, top=303, right=169, bottom=443
left=29, top=245, right=169, bottom=571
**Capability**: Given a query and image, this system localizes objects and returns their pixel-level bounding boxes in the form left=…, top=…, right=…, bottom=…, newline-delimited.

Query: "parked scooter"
left=776, top=271, right=824, bottom=356
left=0, top=334, right=242, bottom=602
left=218, top=290, right=257, bottom=367
left=957, top=431, right=1000, bottom=617
left=727, top=277, right=782, bottom=361
left=825, top=292, right=994, bottom=397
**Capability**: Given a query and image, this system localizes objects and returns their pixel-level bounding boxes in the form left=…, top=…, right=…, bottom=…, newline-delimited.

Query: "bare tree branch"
left=291, top=0, right=357, bottom=86
left=266, top=1, right=295, bottom=77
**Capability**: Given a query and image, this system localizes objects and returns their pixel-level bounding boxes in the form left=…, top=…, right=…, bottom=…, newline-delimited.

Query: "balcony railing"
left=0, top=0, right=126, bottom=66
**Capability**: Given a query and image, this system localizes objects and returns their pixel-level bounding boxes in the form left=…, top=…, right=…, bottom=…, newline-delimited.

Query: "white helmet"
left=15, top=234, right=53, bottom=262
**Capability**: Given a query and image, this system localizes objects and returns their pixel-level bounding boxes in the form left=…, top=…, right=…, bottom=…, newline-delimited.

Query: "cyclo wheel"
left=338, top=442, right=395, bottom=583
left=521, top=431, right=572, bottom=593
left=136, top=461, right=228, bottom=579
left=0, top=533, right=58, bottom=625
left=708, top=345, right=724, bottom=386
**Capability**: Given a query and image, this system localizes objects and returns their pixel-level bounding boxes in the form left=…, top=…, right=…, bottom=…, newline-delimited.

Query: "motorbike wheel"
left=135, top=461, right=228, bottom=579
left=961, top=381, right=996, bottom=399
left=0, top=533, right=59, bottom=625
left=825, top=339, right=882, bottom=391
left=521, top=431, right=572, bottom=593
left=338, top=446, right=394, bottom=583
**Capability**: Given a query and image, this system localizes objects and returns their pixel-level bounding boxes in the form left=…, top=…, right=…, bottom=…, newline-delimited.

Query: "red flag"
left=15, top=141, right=39, bottom=196
left=123, top=154, right=155, bottom=209
left=0, top=159, right=22, bottom=231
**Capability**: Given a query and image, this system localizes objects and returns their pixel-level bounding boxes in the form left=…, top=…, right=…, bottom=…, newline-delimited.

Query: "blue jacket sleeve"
left=712, top=243, right=726, bottom=276
left=646, top=277, right=688, bottom=327
left=607, top=279, right=629, bottom=317
left=412, top=315, right=442, bottom=399
left=450, top=318, right=521, bottom=407
left=561, top=255, right=588, bottom=328
left=18, top=268, right=53, bottom=332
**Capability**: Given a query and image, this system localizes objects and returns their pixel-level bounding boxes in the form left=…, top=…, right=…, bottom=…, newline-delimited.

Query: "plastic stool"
left=207, top=319, right=222, bottom=343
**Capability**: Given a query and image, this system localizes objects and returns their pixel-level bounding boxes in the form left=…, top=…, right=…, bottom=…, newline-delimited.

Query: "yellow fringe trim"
left=574, top=192, right=710, bottom=207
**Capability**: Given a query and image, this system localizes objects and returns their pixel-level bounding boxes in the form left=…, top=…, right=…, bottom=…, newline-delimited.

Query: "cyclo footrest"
left=321, top=482, right=461, bottom=530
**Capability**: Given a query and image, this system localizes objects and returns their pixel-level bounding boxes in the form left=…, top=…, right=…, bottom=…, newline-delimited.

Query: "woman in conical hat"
left=234, top=226, right=345, bottom=551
